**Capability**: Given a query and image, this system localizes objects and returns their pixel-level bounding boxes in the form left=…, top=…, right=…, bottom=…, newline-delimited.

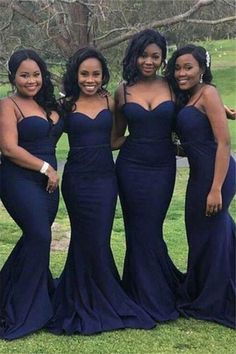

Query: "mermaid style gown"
left=175, top=106, right=236, bottom=329
left=0, top=115, right=63, bottom=340
left=116, top=96, right=183, bottom=322
left=47, top=107, right=155, bottom=335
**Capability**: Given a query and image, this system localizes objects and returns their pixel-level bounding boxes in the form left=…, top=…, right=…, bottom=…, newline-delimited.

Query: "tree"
left=0, top=0, right=235, bottom=83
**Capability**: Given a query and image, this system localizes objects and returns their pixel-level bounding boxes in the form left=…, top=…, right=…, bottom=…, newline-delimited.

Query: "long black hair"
left=165, top=44, right=213, bottom=109
left=62, top=46, right=110, bottom=113
left=122, top=29, right=167, bottom=85
left=8, top=49, right=59, bottom=119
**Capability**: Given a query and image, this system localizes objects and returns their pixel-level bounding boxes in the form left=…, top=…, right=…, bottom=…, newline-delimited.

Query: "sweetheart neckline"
left=122, top=100, right=174, bottom=112
left=17, top=115, right=60, bottom=126
left=70, top=109, right=110, bottom=121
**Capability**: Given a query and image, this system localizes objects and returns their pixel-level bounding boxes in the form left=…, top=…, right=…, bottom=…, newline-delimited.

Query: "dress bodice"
left=118, top=101, right=176, bottom=166
left=2, top=116, right=63, bottom=170
left=17, top=116, right=63, bottom=155
left=64, top=110, right=112, bottom=147
left=176, top=106, right=216, bottom=145
left=122, top=101, right=176, bottom=140
left=64, top=109, right=114, bottom=175
left=175, top=106, right=236, bottom=179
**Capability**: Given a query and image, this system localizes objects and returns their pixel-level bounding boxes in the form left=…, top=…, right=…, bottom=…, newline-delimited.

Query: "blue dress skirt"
left=47, top=109, right=155, bottom=335
left=116, top=100, right=183, bottom=322
left=0, top=117, right=63, bottom=340
left=175, top=106, right=236, bottom=329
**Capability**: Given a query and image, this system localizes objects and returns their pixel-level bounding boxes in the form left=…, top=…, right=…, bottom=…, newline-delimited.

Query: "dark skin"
left=174, top=53, right=231, bottom=217
left=224, top=105, right=236, bottom=120
left=112, top=43, right=172, bottom=150
left=0, top=59, right=60, bottom=193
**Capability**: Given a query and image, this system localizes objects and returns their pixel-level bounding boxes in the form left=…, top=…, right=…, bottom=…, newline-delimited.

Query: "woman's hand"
left=224, top=105, right=236, bottom=120
left=45, top=166, right=60, bottom=193
left=206, top=188, right=222, bottom=217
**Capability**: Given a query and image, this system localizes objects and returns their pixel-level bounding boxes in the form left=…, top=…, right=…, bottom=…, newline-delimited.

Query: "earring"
left=199, top=73, right=203, bottom=84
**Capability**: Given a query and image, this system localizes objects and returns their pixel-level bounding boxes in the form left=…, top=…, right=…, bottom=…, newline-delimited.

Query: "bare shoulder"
left=115, top=82, right=125, bottom=99
left=0, top=96, right=14, bottom=107
left=114, top=82, right=126, bottom=108
left=202, top=84, right=220, bottom=101
left=0, top=97, right=15, bottom=115
left=201, top=84, right=225, bottom=111
left=107, top=96, right=115, bottom=111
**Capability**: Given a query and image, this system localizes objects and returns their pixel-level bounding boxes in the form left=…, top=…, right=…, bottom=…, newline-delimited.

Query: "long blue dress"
left=116, top=90, right=183, bottom=322
left=47, top=106, right=155, bottom=335
left=175, top=105, right=236, bottom=329
left=0, top=114, right=63, bottom=340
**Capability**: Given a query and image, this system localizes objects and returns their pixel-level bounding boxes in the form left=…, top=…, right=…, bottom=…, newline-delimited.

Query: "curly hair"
left=165, top=44, right=213, bottom=109
left=122, top=29, right=167, bottom=85
left=8, top=49, right=59, bottom=120
left=62, top=46, right=110, bottom=113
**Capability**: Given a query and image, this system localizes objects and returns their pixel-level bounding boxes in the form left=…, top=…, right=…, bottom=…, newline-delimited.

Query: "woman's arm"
left=0, top=98, right=59, bottom=192
left=111, top=86, right=127, bottom=150
left=202, top=86, right=231, bottom=216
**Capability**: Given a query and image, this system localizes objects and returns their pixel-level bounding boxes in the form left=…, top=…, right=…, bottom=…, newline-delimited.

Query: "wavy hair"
left=8, top=49, right=59, bottom=119
left=165, top=44, right=213, bottom=109
left=62, top=46, right=110, bottom=113
left=122, top=29, right=167, bottom=85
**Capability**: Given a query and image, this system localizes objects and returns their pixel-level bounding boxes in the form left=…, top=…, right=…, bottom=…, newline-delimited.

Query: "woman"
left=0, top=49, right=63, bottom=339
left=112, top=29, right=183, bottom=322
left=166, top=44, right=235, bottom=328
left=47, top=46, right=155, bottom=335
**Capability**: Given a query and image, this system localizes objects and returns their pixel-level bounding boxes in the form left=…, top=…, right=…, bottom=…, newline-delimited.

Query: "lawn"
left=0, top=169, right=235, bottom=353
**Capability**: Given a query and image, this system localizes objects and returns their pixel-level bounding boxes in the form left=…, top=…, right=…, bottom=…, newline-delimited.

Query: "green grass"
left=0, top=169, right=235, bottom=354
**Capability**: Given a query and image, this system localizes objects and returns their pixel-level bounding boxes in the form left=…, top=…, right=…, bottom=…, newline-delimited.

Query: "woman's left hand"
left=206, top=189, right=222, bottom=216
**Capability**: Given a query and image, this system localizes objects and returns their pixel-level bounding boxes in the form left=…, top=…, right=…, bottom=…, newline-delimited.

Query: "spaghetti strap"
left=191, top=87, right=206, bottom=107
left=9, top=97, right=25, bottom=118
left=123, top=83, right=127, bottom=104
left=167, top=81, right=174, bottom=101
left=105, top=94, right=110, bottom=110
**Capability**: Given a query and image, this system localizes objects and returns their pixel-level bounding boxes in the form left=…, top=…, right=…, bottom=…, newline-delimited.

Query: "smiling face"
left=174, top=53, right=204, bottom=91
left=137, top=43, right=162, bottom=78
left=14, top=59, right=42, bottom=97
left=77, top=57, right=103, bottom=96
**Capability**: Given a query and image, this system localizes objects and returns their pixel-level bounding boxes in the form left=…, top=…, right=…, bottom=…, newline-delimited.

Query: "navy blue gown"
left=175, top=105, right=236, bottom=329
left=116, top=94, right=183, bottom=322
left=47, top=106, right=155, bottom=335
left=0, top=115, right=63, bottom=340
